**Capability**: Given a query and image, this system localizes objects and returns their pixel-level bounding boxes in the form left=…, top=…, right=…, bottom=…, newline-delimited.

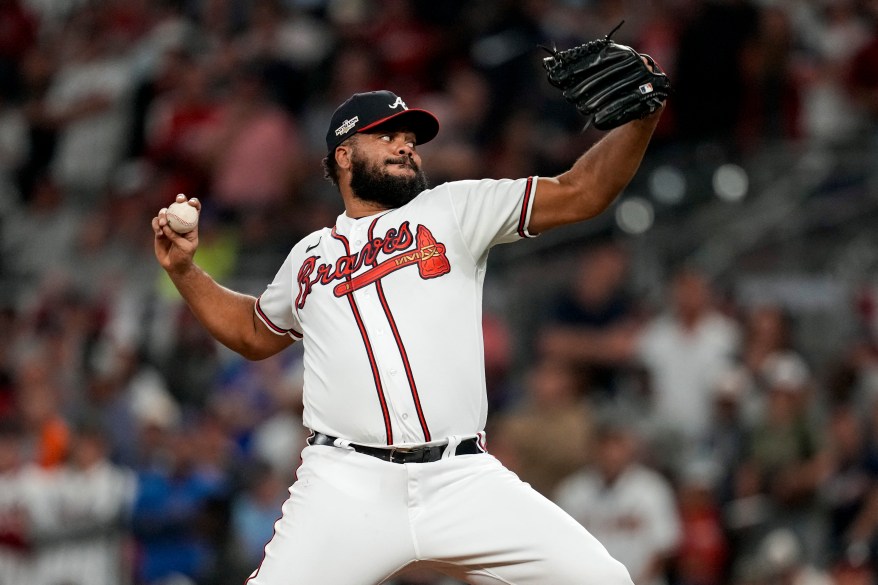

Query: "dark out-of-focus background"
left=1, top=0, right=878, bottom=584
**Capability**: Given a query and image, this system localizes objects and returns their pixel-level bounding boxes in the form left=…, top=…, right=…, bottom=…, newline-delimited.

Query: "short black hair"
left=322, top=153, right=340, bottom=186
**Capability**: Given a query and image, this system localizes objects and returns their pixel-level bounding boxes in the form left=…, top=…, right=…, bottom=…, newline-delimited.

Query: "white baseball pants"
left=245, top=443, right=633, bottom=585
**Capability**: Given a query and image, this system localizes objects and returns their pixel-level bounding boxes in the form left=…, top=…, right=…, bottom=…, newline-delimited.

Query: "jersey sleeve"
left=255, top=250, right=304, bottom=339
left=444, top=177, right=538, bottom=260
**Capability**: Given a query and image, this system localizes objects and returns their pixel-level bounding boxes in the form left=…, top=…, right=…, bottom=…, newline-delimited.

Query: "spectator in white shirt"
left=554, top=417, right=682, bottom=585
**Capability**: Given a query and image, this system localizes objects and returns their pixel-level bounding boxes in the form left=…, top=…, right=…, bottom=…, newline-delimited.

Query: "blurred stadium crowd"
left=1, top=0, right=878, bottom=584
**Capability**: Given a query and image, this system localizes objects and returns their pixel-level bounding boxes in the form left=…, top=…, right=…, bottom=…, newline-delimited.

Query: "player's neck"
left=346, top=205, right=391, bottom=219
left=340, top=186, right=392, bottom=219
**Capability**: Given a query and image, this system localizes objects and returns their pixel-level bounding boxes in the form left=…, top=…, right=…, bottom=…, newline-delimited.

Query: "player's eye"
left=406, top=140, right=416, bottom=148
left=380, top=135, right=391, bottom=142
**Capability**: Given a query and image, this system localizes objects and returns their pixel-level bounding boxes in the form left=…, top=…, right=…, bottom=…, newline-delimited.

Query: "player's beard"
left=349, top=152, right=429, bottom=209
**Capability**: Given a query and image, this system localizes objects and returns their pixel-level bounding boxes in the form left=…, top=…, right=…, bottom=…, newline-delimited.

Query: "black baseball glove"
left=542, top=23, right=670, bottom=131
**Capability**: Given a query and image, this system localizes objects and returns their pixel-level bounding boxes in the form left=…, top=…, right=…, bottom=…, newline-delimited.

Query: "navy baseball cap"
left=326, top=90, right=440, bottom=153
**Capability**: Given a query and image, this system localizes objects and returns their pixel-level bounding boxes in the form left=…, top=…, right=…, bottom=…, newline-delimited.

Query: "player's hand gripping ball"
left=542, top=21, right=670, bottom=130
left=166, top=198, right=199, bottom=234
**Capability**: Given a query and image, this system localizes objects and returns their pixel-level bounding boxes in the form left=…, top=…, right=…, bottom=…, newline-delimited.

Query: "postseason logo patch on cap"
left=335, top=116, right=359, bottom=137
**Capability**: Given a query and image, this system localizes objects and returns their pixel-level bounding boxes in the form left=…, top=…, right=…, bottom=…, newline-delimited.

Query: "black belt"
left=308, top=432, right=483, bottom=464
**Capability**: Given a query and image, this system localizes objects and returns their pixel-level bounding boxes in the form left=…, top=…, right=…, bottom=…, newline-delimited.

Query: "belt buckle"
left=388, top=446, right=414, bottom=464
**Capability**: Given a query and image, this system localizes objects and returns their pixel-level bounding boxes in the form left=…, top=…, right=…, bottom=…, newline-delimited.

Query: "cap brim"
left=357, top=109, right=440, bottom=147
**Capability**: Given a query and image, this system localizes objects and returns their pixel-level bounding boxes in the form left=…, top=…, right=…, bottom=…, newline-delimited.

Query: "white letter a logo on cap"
left=389, top=97, right=407, bottom=110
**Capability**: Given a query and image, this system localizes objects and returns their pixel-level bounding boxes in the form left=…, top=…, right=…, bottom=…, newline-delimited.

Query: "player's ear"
left=335, top=142, right=354, bottom=171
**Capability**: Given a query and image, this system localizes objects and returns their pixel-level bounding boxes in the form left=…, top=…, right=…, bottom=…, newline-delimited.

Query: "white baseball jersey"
left=0, top=466, right=46, bottom=585
left=553, top=464, right=682, bottom=585
left=31, top=461, right=137, bottom=585
left=256, top=177, right=538, bottom=446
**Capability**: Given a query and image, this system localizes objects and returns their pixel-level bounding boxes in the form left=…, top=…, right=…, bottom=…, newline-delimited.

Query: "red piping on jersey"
left=367, top=216, right=432, bottom=443
left=255, top=296, right=303, bottom=338
left=331, top=226, right=394, bottom=445
left=516, top=176, right=534, bottom=238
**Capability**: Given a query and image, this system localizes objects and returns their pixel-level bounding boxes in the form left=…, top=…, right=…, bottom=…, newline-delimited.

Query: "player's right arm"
left=529, top=109, right=663, bottom=233
left=152, top=196, right=294, bottom=361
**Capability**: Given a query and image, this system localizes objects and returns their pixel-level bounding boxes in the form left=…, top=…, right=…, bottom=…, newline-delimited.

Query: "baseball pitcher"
left=152, top=33, right=669, bottom=585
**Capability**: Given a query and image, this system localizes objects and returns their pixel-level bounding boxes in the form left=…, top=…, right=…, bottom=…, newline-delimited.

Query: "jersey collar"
left=334, top=209, right=391, bottom=235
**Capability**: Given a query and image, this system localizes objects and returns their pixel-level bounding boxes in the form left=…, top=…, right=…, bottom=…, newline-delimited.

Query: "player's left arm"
left=528, top=107, right=663, bottom=234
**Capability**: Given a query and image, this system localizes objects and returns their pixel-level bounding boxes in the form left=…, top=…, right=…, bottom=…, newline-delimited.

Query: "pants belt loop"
left=476, top=431, right=487, bottom=452
left=332, top=437, right=354, bottom=450
left=442, top=435, right=462, bottom=460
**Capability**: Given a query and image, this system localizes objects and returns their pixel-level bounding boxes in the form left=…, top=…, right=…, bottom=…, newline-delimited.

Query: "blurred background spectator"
left=554, top=416, right=682, bottom=585
left=1, top=1, right=878, bottom=583
left=491, top=355, right=593, bottom=497
left=30, top=421, right=137, bottom=585
left=537, top=240, right=640, bottom=403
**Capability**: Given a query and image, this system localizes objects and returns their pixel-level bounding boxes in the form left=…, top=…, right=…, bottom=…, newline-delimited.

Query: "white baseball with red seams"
left=248, top=177, right=635, bottom=585
left=165, top=199, right=199, bottom=234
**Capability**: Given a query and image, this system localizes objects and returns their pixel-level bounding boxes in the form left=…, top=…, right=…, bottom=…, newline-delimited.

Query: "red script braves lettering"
left=296, top=222, right=450, bottom=308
